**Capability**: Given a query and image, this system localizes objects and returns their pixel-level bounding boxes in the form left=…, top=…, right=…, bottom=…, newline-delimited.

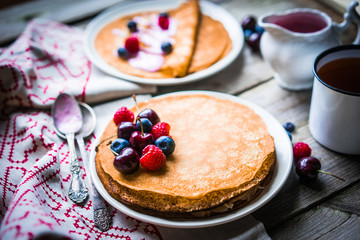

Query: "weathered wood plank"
left=268, top=181, right=360, bottom=239
left=269, top=204, right=360, bottom=240
left=318, top=214, right=360, bottom=240
left=323, top=180, right=360, bottom=215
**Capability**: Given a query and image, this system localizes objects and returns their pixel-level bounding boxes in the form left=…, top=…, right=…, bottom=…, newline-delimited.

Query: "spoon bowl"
left=55, top=102, right=96, bottom=140
left=53, top=93, right=83, bottom=134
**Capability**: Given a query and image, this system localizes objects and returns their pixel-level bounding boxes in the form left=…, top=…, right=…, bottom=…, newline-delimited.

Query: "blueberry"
left=159, top=12, right=169, bottom=18
left=255, top=24, right=264, bottom=34
left=117, top=47, right=128, bottom=59
left=161, top=42, right=173, bottom=54
left=127, top=20, right=137, bottom=32
left=155, top=136, right=175, bottom=156
left=243, top=29, right=253, bottom=40
left=283, top=122, right=295, bottom=133
left=110, top=138, right=130, bottom=155
left=136, top=118, right=153, bottom=133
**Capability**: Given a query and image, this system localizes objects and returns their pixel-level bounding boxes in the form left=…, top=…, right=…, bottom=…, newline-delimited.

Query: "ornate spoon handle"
left=92, top=184, right=111, bottom=231
left=66, top=133, right=89, bottom=203
left=76, top=136, right=111, bottom=231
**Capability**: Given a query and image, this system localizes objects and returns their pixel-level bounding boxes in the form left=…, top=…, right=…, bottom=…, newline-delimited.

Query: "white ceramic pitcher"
left=258, top=1, right=360, bottom=90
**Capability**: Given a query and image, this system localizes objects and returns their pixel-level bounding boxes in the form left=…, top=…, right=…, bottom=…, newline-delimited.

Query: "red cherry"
left=138, top=108, right=160, bottom=125
left=296, top=156, right=345, bottom=182
left=113, top=147, right=139, bottom=174
left=129, top=131, right=154, bottom=153
left=295, top=156, right=321, bottom=181
left=241, top=15, right=257, bottom=30
left=117, top=121, right=137, bottom=140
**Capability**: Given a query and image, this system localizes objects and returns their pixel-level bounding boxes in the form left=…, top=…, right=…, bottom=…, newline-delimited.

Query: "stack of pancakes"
left=95, top=94, right=276, bottom=218
left=95, top=0, right=232, bottom=78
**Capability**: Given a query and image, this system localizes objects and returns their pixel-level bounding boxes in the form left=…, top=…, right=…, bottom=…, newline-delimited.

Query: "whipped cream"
left=113, top=14, right=177, bottom=72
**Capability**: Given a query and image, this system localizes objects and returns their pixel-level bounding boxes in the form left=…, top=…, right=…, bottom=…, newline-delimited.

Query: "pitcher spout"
left=258, top=15, right=290, bottom=39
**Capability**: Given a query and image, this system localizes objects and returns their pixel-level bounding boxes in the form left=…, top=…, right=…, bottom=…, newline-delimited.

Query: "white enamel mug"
left=309, top=45, right=360, bottom=155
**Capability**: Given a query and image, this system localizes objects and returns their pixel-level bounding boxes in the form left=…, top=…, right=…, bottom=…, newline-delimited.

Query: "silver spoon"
left=55, top=101, right=111, bottom=231
left=52, top=93, right=89, bottom=204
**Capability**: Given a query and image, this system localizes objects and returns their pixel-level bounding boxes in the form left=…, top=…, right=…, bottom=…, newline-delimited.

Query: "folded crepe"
left=95, top=0, right=231, bottom=79
left=188, top=14, right=232, bottom=73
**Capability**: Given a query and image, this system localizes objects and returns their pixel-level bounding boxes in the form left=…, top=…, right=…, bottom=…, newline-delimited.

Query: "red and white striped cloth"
left=0, top=18, right=160, bottom=240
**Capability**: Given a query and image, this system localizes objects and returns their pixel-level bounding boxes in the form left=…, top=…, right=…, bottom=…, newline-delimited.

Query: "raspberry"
left=125, top=37, right=140, bottom=54
left=158, top=15, right=169, bottom=30
left=293, top=142, right=312, bottom=162
left=151, top=122, right=170, bottom=140
left=140, top=145, right=166, bottom=171
left=113, top=107, right=134, bottom=125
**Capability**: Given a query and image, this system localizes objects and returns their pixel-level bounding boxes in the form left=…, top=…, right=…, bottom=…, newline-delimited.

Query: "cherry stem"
left=95, top=134, right=117, bottom=152
left=106, top=145, right=119, bottom=156
left=318, top=170, right=345, bottom=182
left=137, top=116, right=144, bottom=137
left=132, top=94, right=140, bottom=113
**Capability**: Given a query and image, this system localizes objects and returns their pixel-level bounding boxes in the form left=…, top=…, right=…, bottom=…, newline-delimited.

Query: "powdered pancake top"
left=96, top=94, right=275, bottom=200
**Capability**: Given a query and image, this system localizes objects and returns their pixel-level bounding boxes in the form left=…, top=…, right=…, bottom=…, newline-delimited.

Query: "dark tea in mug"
left=314, top=45, right=360, bottom=96
left=317, top=57, right=360, bottom=94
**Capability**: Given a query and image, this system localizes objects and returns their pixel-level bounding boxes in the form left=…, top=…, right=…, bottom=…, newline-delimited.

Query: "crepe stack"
left=95, top=0, right=232, bottom=79
left=95, top=94, right=276, bottom=217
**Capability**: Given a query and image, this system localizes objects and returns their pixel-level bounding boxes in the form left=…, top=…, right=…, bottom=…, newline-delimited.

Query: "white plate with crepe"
left=89, top=91, right=293, bottom=228
left=84, top=1, right=244, bottom=86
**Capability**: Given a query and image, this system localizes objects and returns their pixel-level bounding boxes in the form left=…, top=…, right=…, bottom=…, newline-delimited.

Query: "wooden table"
left=1, top=0, right=359, bottom=239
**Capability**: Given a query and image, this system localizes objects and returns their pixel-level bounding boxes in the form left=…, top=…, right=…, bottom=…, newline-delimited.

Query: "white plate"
left=84, top=1, right=244, bottom=86
left=89, top=90, right=293, bottom=228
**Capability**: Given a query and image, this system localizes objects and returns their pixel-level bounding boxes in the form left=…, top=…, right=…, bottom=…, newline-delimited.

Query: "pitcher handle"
left=348, top=1, right=360, bottom=44
left=332, top=1, right=360, bottom=44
